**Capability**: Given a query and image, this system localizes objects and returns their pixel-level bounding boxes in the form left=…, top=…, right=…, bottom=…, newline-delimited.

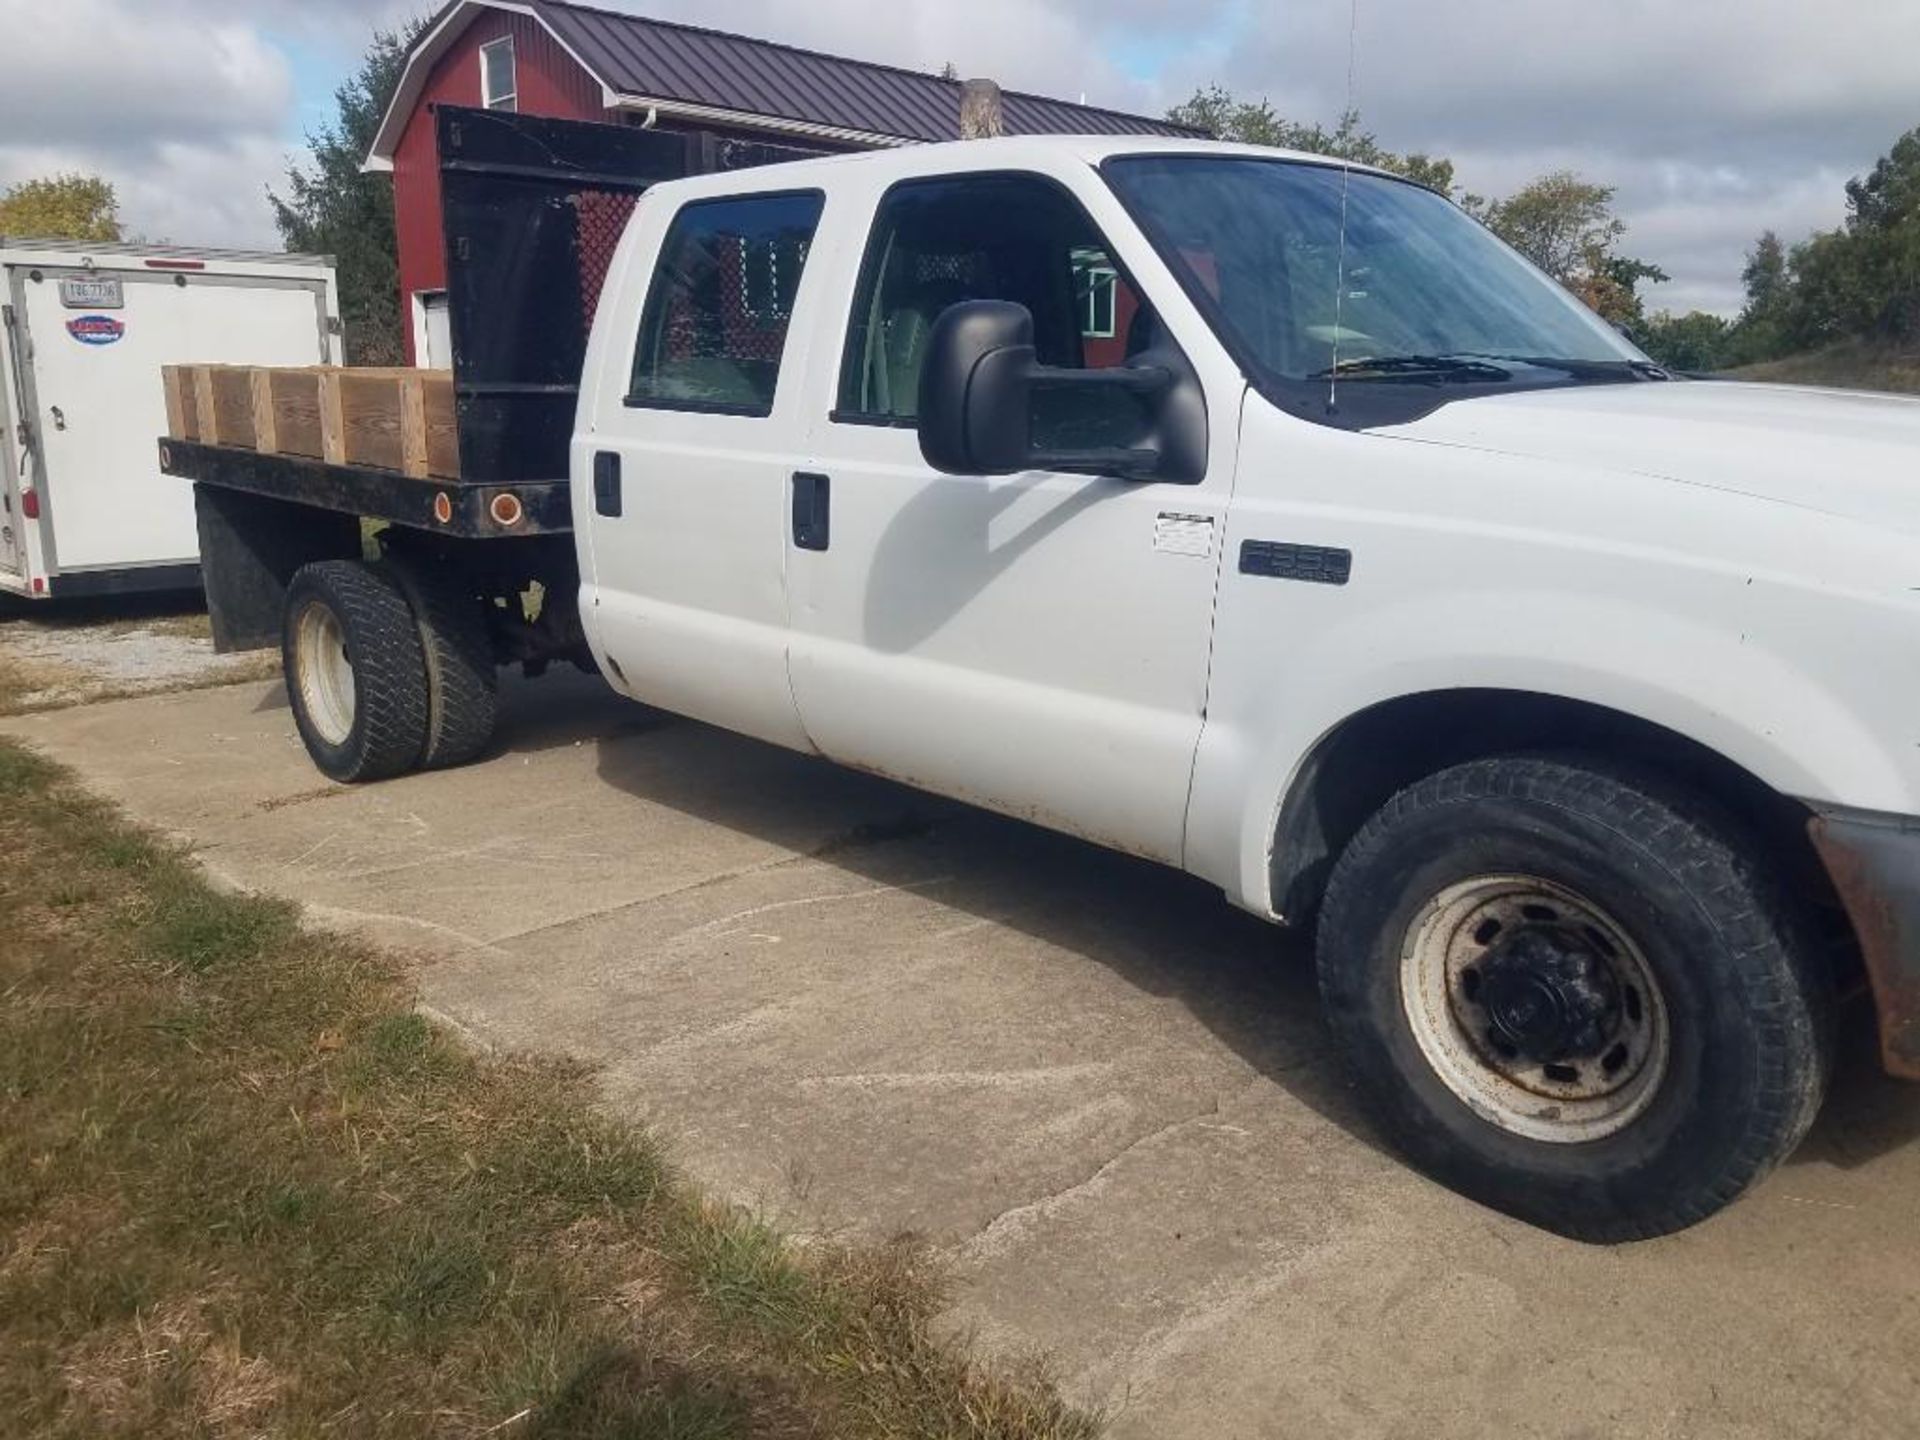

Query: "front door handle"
left=792, top=471, right=829, bottom=551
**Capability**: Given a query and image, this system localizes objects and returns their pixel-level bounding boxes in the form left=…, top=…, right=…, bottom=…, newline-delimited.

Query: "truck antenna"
left=1326, top=0, right=1360, bottom=413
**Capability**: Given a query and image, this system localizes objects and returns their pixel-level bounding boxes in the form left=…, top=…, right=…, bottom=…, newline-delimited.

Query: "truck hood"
left=1377, top=379, right=1920, bottom=533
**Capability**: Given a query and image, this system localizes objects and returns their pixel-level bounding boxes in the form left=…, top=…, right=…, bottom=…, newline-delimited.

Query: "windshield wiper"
left=1459, top=354, right=1672, bottom=382
left=1310, top=354, right=1514, bottom=382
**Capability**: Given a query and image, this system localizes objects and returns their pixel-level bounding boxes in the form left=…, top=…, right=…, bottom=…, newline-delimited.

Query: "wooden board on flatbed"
left=161, top=365, right=459, bottom=481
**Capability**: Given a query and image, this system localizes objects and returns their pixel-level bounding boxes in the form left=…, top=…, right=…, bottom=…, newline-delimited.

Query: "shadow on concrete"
left=1795, top=999, right=1920, bottom=1169
left=547, top=694, right=1384, bottom=1158
left=0, top=587, right=207, bottom=628
left=426, top=659, right=1920, bottom=1180
left=571, top=703, right=1920, bottom=1179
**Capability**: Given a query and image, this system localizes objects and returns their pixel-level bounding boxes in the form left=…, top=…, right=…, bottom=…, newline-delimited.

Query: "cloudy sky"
left=2, top=0, right=1915, bottom=314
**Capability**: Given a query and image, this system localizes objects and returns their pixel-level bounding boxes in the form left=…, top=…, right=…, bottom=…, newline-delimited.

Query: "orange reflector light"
left=489, top=492, right=524, bottom=528
left=432, top=492, right=453, bottom=524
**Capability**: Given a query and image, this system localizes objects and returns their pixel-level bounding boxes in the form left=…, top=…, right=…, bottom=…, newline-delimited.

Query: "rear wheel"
left=385, top=556, right=498, bottom=770
left=1316, top=754, right=1832, bottom=1242
left=282, top=560, right=429, bottom=783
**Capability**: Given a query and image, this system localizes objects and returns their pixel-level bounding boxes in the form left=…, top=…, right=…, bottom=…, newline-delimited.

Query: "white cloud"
left=0, top=0, right=303, bottom=246
left=1163, top=0, right=1920, bottom=315
left=0, top=0, right=1909, bottom=310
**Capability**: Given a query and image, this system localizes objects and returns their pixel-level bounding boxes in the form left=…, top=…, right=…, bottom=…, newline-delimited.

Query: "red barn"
left=366, top=0, right=1194, bottom=365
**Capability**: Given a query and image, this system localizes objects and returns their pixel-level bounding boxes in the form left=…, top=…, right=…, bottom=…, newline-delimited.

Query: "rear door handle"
left=792, top=471, right=829, bottom=551
left=593, top=451, right=621, bottom=517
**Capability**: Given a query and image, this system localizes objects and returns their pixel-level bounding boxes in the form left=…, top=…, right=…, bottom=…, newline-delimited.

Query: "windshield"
left=1103, top=155, right=1648, bottom=421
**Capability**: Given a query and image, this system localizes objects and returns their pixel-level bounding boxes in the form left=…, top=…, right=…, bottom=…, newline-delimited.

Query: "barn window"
left=1073, top=248, right=1119, bottom=339
left=480, top=36, right=517, bottom=111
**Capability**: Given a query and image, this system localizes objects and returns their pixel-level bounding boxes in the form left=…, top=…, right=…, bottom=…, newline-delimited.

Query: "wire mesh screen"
left=437, top=105, right=834, bottom=483
left=574, top=189, right=641, bottom=337
left=438, top=106, right=688, bottom=483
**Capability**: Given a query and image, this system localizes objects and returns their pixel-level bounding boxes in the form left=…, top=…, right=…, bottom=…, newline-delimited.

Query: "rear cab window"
left=628, top=190, right=825, bottom=417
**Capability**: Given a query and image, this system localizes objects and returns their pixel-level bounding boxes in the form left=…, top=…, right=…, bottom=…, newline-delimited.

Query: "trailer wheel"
left=386, top=557, right=499, bottom=770
left=282, top=561, right=430, bottom=783
left=1316, top=754, right=1832, bottom=1242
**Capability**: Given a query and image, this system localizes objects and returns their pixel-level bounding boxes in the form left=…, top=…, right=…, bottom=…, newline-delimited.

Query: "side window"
left=835, top=174, right=1159, bottom=427
left=628, top=191, right=825, bottom=417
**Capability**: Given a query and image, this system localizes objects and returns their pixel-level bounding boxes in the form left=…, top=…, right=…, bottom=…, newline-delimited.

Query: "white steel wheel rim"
left=293, top=600, right=357, bottom=747
left=1399, top=874, right=1671, bottom=1144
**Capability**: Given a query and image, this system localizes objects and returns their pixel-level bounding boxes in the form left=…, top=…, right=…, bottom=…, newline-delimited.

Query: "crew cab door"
left=786, top=169, right=1241, bottom=864
left=577, top=188, right=828, bottom=750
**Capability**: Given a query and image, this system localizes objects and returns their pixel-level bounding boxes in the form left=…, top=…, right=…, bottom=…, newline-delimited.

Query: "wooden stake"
left=192, top=367, right=217, bottom=445
left=318, top=370, right=346, bottom=465
left=249, top=368, right=279, bottom=454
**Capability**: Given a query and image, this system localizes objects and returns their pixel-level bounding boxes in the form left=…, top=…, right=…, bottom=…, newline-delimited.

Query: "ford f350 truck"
left=161, top=106, right=1920, bottom=1242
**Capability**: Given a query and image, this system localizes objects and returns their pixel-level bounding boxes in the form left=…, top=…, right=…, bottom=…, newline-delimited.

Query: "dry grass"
left=0, top=648, right=89, bottom=711
left=1730, top=338, right=1920, bottom=395
left=0, top=654, right=282, bottom=718
left=0, top=739, right=1097, bottom=1440
left=0, top=596, right=276, bottom=717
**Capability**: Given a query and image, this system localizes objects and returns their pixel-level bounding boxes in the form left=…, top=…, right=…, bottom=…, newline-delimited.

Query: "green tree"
left=1637, top=310, right=1731, bottom=372
left=270, top=24, right=420, bottom=366
left=1474, top=172, right=1671, bottom=331
left=1742, top=231, right=1789, bottom=312
left=1716, top=231, right=1792, bottom=366
left=1782, top=227, right=1876, bottom=349
left=1598, top=257, right=1671, bottom=334
left=1167, top=87, right=1457, bottom=194
left=1728, top=126, right=1920, bottom=363
left=0, top=173, right=122, bottom=242
left=1841, top=126, right=1920, bottom=339
left=1478, top=171, right=1623, bottom=284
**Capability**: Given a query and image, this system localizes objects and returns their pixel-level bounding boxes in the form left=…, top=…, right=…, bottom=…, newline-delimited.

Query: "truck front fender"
left=1184, top=589, right=1915, bottom=921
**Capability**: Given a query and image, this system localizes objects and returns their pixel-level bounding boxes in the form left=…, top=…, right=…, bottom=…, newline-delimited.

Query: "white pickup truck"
left=167, top=132, right=1920, bottom=1242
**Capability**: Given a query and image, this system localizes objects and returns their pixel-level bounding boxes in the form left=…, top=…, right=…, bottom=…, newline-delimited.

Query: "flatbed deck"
left=158, top=439, right=572, bottom=539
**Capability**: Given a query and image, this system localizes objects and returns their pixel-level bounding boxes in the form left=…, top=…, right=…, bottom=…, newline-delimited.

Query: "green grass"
left=1729, top=337, right=1920, bottom=395
left=0, top=738, right=1096, bottom=1440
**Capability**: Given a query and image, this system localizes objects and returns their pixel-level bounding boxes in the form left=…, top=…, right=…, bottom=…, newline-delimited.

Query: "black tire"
left=282, top=560, right=429, bottom=784
left=385, top=556, right=498, bottom=770
left=1316, top=754, right=1832, bottom=1242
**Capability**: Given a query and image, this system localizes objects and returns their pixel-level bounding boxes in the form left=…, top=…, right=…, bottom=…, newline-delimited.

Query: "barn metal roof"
left=538, top=0, right=1198, bottom=144
left=367, top=0, right=1197, bottom=167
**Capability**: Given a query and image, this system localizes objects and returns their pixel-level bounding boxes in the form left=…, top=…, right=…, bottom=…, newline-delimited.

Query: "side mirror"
left=917, top=300, right=1206, bottom=483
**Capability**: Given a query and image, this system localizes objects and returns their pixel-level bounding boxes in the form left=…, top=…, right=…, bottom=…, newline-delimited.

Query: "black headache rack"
left=161, top=105, right=832, bottom=527
left=161, top=105, right=828, bottom=650
left=438, top=104, right=690, bottom=488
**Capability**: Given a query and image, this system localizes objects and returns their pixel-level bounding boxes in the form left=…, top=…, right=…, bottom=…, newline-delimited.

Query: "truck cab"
left=566, top=136, right=1920, bottom=1239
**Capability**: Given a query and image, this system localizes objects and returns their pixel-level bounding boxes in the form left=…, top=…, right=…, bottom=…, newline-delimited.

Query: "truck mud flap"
left=1809, top=809, right=1920, bottom=1079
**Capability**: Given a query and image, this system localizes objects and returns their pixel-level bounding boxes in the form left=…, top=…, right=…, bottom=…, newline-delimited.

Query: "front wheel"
left=1316, top=755, right=1832, bottom=1242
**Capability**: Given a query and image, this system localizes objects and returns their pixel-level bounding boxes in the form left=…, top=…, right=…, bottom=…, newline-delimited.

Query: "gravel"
left=0, top=607, right=277, bottom=713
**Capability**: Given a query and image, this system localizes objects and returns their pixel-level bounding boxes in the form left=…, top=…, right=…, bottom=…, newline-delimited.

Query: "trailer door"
left=0, top=300, right=28, bottom=578
left=14, top=268, right=329, bottom=577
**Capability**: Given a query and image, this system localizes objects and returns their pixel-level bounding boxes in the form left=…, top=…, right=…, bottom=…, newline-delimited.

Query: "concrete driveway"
left=7, top=674, right=1918, bottom=1439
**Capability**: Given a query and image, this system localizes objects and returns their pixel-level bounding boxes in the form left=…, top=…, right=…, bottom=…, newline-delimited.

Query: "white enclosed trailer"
left=0, top=239, right=340, bottom=599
